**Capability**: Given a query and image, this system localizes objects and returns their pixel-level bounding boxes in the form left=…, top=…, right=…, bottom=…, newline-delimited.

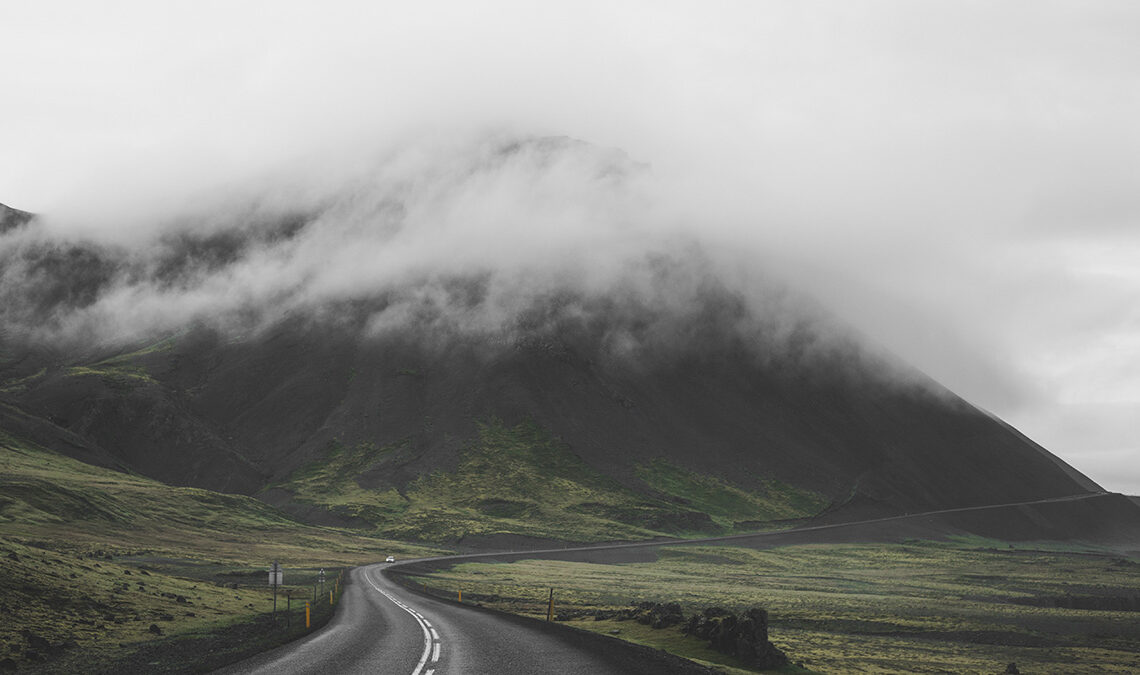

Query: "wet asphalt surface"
left=214, top=562, right=707, bottom=675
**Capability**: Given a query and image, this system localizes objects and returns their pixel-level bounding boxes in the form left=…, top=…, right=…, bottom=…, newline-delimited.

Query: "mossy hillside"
left=0, top=429, right=442, bottom=672
left=59, top=334, right=171, bottom=384
left=0, top=537, right=291, bottom=670
left=277, top=419, right=826, bottom=543
left=0, top=430, right=438, bottom=562
left=636, top=459, right=827, bottom=528
left=28, top=337, right=176, bottom=388
left=410, top=541, right=1140, bottom=674
left=2, top=428, right=290, bottom=533
left=64, top=364, right=156, bottom=385
left=0, top=366, right=46, bottom=394
left=394, top=420, right=671, bottom=542
left=272, top=440, right=411, bottom=524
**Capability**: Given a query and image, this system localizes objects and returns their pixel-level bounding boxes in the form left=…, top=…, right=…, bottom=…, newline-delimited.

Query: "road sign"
left=269, top=562, right=283, bottom=586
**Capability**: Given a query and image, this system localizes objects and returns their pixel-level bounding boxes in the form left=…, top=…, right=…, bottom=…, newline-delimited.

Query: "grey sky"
left=2, top=1, right=1138, bottom=493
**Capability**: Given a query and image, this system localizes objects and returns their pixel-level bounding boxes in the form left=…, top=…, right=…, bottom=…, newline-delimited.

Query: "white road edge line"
left=364, top=567, right=438, bottom=675
left=432, top=642, right=440, bottom=662
left=430, top=628, right=439, bottom=640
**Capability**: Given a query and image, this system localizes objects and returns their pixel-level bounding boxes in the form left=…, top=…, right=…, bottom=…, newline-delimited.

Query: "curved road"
left=217, top=562, right=708, bottom=675
left=217, top=492, right=1121, bottom=674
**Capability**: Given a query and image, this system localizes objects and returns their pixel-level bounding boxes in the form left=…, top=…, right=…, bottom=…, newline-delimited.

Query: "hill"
left=0, top=136, right=1115, bottom=544
left=0, top=282, right=1105, bottom=544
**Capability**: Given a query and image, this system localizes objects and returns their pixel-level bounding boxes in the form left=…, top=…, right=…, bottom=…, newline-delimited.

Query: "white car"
left=385, top=555, right=395, bottom=563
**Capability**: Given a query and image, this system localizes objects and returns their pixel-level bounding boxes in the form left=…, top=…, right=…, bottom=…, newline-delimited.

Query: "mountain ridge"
left=0, top=279, right=1104, bottom=542
left=0, top=141, right=1113, bottom=543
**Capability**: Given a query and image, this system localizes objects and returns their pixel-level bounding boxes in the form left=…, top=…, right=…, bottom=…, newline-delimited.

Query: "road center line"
left=364, top=567, right=440, bottom=675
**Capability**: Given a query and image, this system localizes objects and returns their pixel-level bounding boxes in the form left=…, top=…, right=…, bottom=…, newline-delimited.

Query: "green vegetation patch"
left=0, top=430, right=437, bottom=562
left=408, top=540, right=1140, bottom=673
left=0, top=366, right=47, bottom=393
left=389, top=419, right=700, bottom=542
left=57, top=335, right=180, bottom=388
left=65, top=364, right=156, bottom=387
left=636, top=459, right=827, bottom=528
left=270, top=440, right=410, bottom=523
left=276, top=419, right=808, bottom=543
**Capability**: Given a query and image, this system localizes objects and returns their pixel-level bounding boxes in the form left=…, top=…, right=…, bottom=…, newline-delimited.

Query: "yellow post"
left=330, top=590, right=334, bottom=605
left=547, top=588, right=554, bottom=621
left=458, top=590, right=462, bottom=602
left=305, top=602, right=311, bottom=628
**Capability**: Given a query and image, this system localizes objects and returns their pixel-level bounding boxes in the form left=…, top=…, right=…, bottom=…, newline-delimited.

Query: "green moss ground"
left=407, top=541, right=1140, bottom=673
left=274, top=419, right=827, bottom=543
left=636, top=459, right=827, bottom=528
left=0, top=431, right=443, bottom=672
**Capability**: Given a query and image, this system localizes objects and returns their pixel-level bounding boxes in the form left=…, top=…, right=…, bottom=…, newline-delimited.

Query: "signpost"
left=269, top=561, right=283, bottom=617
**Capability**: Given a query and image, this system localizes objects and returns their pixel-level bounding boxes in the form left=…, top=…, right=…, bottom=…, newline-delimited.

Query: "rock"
left=19, top=631, right=50, bottom=652
left=1004, top=663, right=1020, bottom=674
left=682, top=606, right=788, bottom=669
left=148, top=624, right=163, bottom=635
left=629, top=601, right=685, bottom=629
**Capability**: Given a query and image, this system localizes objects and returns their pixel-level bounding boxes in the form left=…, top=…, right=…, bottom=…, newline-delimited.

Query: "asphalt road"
left=216, top=562, right=709, bottom=675
left=217, top=491, right=1124, bottom=674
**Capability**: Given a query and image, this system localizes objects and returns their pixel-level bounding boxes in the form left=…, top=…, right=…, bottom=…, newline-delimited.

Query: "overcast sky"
left=2, top=1, right=1138, bottom=493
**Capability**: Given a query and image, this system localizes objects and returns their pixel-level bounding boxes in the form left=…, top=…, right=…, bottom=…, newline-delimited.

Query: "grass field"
left=0, top=429, right=443, bottom=672
left=273, top=419, right=826, bottom=543
left=403, top=540, right=1140, bottom=673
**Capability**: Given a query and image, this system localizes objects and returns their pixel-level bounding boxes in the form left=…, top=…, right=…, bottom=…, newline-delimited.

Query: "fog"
left=1, top=1, right=1138, bottom=493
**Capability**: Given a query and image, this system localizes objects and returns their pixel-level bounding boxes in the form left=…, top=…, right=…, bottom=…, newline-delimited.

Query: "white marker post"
left=269, top=561, right=283, bottom=618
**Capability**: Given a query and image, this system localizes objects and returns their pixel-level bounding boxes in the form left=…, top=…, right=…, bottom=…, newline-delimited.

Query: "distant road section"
left=216, top=564, right=711, bottom=675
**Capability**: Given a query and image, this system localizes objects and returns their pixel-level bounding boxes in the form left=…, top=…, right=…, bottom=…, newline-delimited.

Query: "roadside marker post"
left=305, top=602, right=310, bottom=628
left=547, top=588, right=554, bottom=622
left=268, top=561, right=283, bottom=619
left=458, top=590, right=462, bottom=603
left=286, top=592, right=291, bottom=629
left=330, top=590, right=333, bottom=606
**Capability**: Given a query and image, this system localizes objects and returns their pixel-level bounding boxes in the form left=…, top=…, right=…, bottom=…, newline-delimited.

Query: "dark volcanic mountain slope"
left=0, top=136, right=1108, bottom=541
left=0, top=202, right=34, bottom=233
left=0, top=278, right=1101, bottom=541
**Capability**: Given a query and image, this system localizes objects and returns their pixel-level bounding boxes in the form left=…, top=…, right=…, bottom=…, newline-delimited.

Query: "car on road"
left=385, top=555, right=395, bottom=563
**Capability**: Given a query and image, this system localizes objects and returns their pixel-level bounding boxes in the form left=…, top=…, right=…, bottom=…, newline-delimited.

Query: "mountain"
left=0, top=138, right=1115, bottom=543
left=0, top=201, right=34, bottom=233
left=0, top=274, right=1104, bottom=543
